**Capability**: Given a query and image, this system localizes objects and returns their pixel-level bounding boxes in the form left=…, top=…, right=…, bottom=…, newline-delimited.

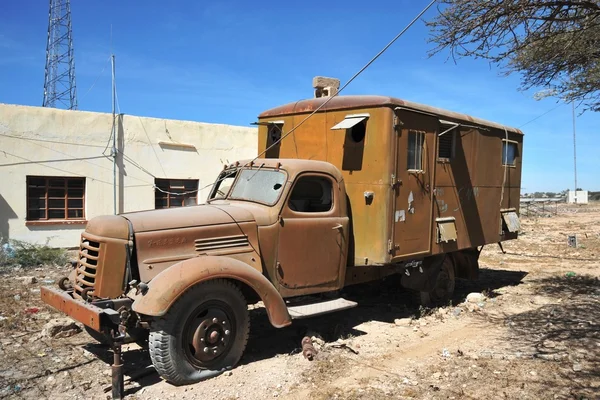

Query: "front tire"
left=149, top=279, right=249, bottom=385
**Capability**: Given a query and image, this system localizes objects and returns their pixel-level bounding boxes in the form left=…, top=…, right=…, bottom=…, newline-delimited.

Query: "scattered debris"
left=41, top=318, right=82, bottom=338
left=327, top=342, right=359, bottom=355
left=301, top=337, right=318, bottom=361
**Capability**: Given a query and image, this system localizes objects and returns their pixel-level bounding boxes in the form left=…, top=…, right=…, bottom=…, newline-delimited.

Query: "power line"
left=80, top=55, right=111, bottom=103
left=153, top=185, right=198, bottom=196
left=199, top=0, right=438, bottom=194
left=0, top=150, right=113, bottom=185
left=0, top=133, right=107, bottom=148
left=518, top=102, right=565, bottom=128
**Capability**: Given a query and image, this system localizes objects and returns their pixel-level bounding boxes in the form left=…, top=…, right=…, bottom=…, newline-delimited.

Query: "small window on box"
left=438, top=130, right=454, bottom=160
left=502, top=141, right=518, bottom=166
left=407, top=131, right=425, bottom=171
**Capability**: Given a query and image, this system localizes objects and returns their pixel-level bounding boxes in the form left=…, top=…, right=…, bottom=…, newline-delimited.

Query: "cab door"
left=393, top=126, right=435, bottom=257
left=276, top=174, right=348, bottom=297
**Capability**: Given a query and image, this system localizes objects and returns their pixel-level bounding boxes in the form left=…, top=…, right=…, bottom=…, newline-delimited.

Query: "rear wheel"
left=149, top=280, right=249, bottom=385
left=419, top=256, right=455, bottom=306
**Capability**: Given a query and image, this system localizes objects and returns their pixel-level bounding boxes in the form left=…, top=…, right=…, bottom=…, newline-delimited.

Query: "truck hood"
left=121, top=204, right=255, bottom=233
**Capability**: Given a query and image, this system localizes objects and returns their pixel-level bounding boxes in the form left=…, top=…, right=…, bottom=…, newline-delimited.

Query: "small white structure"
left=0, top=103, right=257, bottom=247
left=567, top=190, right=588, bottom=204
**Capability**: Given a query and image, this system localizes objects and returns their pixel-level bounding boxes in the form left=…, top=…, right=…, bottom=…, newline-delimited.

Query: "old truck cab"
left=41, top=159, right=357, bottom=386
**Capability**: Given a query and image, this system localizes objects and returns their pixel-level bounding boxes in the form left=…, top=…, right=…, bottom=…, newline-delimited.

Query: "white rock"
left=394, top=318, right=412, bottom=327
left=466, top=293, right=485, bottom=303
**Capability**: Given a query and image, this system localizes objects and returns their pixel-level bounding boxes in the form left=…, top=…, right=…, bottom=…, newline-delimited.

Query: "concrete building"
left=567, top=190, right=589, bottom=204
left=0, top=103, right=257, bottom=247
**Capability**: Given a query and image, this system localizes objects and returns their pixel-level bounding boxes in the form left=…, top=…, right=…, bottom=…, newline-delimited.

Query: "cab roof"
left=226, top=158, right=344, bottom=183
left=259, top=95, right=523, bottom=135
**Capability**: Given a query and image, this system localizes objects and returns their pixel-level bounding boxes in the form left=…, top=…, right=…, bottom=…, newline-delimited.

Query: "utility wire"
left=153, top=185, right=198, bottom=196
left=0, top=133, right=107, bottom=148
left=80, top=55, right=111, bottom=103
left=198, top=0, right=438, bottom=194
left=518, top=102, right=565, bottom=128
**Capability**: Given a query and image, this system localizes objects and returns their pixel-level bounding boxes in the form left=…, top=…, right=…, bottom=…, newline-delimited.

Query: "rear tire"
left=148, top=279, right=249, bottom=385
left=419, top=256, right=455, bottom=306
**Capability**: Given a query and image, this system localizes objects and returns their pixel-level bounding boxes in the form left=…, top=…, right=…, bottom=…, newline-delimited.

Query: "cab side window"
left=288, top=176, right=333, bottom=213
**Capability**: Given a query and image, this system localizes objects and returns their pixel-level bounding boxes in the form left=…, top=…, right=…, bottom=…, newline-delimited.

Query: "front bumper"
left=41, top=286, right=118, bottom=331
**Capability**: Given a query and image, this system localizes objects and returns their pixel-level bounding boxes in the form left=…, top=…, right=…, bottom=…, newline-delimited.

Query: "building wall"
left=0, top=103, right=257, bottom=247
left=567, top=190, right=588, bottom=204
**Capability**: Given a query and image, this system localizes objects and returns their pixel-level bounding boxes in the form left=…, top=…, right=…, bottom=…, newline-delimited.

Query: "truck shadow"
left=86, top=267, right=527, bottom=393
left=241, top=267, right=528, bottom=365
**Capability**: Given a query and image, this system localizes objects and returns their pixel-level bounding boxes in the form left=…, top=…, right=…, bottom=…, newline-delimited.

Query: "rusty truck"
left=41, top=91, right=523, bottom=390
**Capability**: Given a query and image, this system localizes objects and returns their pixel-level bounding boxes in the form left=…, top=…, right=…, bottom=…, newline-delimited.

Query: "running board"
left=287, top=298, right=358, bottom=319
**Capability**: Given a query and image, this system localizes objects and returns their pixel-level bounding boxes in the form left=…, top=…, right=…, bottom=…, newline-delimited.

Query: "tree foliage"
left=427, top=1, right=600, bottom=111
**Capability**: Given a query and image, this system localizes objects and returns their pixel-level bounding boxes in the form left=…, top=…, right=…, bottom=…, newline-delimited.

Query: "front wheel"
left=148, top=279, right=249, bottom=385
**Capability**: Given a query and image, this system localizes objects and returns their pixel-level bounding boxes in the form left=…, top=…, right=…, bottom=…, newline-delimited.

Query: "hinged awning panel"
left=436, top=218, right=457, bottom=243
left=502, top=211, right=521, bottom=232
left=330, top=114, right=370, bottom=130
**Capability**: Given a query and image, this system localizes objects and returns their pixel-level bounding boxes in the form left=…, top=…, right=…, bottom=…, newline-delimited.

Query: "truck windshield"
left=228, top=168, right=286, bottom=205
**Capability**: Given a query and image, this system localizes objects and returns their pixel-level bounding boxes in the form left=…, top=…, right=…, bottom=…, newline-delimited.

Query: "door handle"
left=332, top=224, right=343, bottom=230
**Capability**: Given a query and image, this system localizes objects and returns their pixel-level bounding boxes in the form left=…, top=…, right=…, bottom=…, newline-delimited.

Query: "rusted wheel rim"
left=184, top=303, right=234, bottom=367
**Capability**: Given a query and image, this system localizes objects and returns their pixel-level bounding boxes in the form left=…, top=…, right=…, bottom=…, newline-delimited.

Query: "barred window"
left=155, top=179, right=199, bottom=209
left=438, top=130, right=455, bottom=159
left=26, top=176, right=85, bottom=220
left=407, top=131, right=425, bottom=171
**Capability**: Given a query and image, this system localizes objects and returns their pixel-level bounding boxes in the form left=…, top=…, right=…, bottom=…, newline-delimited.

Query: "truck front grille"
left=73, top=235, right=102, bottom=299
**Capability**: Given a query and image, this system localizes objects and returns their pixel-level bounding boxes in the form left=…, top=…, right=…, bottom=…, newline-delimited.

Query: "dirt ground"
left=1, top=204, right=599, bottom=400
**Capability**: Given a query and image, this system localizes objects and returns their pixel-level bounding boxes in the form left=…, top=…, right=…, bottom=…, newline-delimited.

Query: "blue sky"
left=0, top=0, right=597, bottom=192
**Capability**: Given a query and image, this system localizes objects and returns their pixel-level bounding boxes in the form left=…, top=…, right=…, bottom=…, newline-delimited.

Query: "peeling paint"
left=408, top=191, right=414, bottom=214
left=436, top=199, right=448, bottom=213
left=395, top=210, right=406, bottom=222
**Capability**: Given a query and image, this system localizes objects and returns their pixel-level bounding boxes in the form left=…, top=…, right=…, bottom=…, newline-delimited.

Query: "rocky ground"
left=1, top=203, right=598, bottom=400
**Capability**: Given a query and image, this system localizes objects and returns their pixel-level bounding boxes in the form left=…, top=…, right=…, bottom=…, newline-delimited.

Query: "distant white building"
left=567, top=190, right=588, bottom=204
left=0, top=103, right=257, bottom=247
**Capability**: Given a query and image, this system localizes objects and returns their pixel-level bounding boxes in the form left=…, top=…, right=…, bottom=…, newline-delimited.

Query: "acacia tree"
left=427, top=1, right=600, bottom=111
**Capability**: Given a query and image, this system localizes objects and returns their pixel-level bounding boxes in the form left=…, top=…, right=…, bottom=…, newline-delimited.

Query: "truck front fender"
left=131, top=256, right=291, bottom=328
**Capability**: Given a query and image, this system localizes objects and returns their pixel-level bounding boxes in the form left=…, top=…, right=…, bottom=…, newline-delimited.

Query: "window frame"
left=154, top=178, right=199, bottom=209
left=407, top=130, right=426, bottom=172
left=284, top=173, right=336, bottom=216
left=227, top=168, right=288, bottom=206
left=501, top=139, right=518, bottom=167
left=26, top=176, right=86, bottom=222
left=437, top=129, right=455, bottom=161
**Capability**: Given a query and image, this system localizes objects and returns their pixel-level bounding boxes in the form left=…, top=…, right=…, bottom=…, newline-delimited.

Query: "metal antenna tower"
left=42, top=0, right=77, bottom=110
